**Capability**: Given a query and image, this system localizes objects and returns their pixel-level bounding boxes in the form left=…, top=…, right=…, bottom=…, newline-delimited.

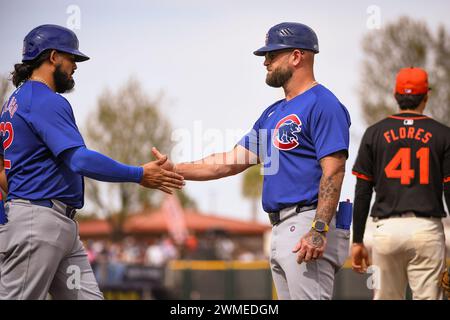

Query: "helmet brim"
left=253, top=45, right=319, bottom=56
left=66, top=48, right=90, bottom=62
left=22, top=48, right=90, bottom=62
left=253, top=44, right=294, bottom=56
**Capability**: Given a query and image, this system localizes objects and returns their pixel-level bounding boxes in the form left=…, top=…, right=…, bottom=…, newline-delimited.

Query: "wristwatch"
left=311, top=219, right=329, bottom=233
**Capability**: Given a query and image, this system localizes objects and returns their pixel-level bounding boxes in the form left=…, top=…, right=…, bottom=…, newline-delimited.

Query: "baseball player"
left=351, top=67, right=450, bottom=299
left=153, top=22, right=351, bottom=300
left=0, top=24, right=184, bottom=300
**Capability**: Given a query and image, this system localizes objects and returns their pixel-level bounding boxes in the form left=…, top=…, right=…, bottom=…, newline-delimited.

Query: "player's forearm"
left=176, top=153, right=249, bottom=181
left=352, top=178, right=373, bottom=243
left=0, top=169, right=8, bottom=194
left=175, top=162, right=232, bottom=181
left=0, top=157, right=8, bottom=193
left=444, top=182, right=450, bottom=214
left=314, top=152, right=346, bottom=225
left=61, top=146, right=143, bottom=183
left=315, top=171, right=345, bottom=225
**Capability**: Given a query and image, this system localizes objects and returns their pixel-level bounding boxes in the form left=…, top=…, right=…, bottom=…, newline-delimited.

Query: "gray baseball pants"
left=0, top=199, right=103, bottom=300
left=270, top=206, right=350, bottom=300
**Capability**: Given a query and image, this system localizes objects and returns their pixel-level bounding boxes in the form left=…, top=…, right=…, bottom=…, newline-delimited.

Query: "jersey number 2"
left=0, top=122, right=14, bottom=169
left=384, top=147, right=429, bottom=185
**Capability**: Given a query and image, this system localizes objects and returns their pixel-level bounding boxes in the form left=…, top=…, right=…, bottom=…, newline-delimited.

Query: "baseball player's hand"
left=140, top=153, right=184, bottom=194
left=292, top=229, right=327, bottom=264
left=351, top=243, right=371, bottom=273
left=152, top=147, right=175, bottom=172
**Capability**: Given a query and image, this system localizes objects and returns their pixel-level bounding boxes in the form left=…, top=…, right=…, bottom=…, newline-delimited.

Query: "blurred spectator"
left=145, top=239, right=165, bottom=267
left=121, top=237, right=141, bottom=264
left=85, top=240, right=96, bottom=266
left=161, top=237, right=178, bottom=261
left=236, top=248, right=256, bottom=262
left=184, top=234, right=198, bottom=253
left=215, top=236, right=235, bottom=261
left=195, top=235, right=217, bottom=260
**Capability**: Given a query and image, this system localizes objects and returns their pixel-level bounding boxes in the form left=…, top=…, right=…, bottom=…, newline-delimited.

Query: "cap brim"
left=22, top=48, right=90, bottom=62
left=253, top=44, right=293, bottom=56
left=59, top=47, right=90, bottom=62
left=72, top=50, right=90, bottom=62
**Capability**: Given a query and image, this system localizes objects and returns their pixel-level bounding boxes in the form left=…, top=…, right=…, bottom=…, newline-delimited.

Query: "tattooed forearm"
left=314, top=152, right=346, bottom=224
left=320, top=176, right=339, bottom=200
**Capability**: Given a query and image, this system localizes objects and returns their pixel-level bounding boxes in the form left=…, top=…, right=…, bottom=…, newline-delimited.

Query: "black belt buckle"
left=66, top=207, right=77, bottom=220
left=268, top=211, right=280, bottom=226
left=268, top=203, right=317, bottom=226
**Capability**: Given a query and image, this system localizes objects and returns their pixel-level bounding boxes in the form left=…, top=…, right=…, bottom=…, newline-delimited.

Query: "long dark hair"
left=394, top=93, right=427, bottom=110
left=11, top=50, right=52, bottom=87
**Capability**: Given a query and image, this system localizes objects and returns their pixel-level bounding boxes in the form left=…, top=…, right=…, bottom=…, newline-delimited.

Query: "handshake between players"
left=139, top=148, right=184, bottom=194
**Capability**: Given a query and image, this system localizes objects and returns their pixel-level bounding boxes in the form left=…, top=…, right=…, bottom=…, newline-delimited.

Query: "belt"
left=30, top=199, right=77, bottom=220
left=268, top=203, right=318, bottom=226
left=374, top=212, right=435, bottom=221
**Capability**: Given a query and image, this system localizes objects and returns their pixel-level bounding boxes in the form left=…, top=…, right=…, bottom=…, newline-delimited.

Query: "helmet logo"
left=278, top=28, right=294, bottom=36
left=265, top=33, right=269, bottom=45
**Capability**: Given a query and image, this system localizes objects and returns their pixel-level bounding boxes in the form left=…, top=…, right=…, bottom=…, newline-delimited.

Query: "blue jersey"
left=0, top=81, right=86, bottom=208
left=238, top=84, right=351, bottom=213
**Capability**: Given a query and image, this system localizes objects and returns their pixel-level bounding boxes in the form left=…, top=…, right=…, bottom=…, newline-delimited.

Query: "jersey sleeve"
left=444, top=128, right=450, bottom=183
left=237, top=114, right=264, bottom=158
left=28, top=95, right=85, bottom=157
left=0, top=102, right=6, bottom=157
left=352, top=128, right=374, bottom=182
left=60, top=146, right=143, bottom=183
left=0, top=133, right=3, bottom=157
left=309, top=99, right=351, bottom=160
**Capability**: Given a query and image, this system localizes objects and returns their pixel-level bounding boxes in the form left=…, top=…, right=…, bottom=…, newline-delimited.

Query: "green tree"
left=241, top=164, right=263, bottom=221
left=360, top=17, right=450, bottom=126
left=84, top=78, right=195, bottom=239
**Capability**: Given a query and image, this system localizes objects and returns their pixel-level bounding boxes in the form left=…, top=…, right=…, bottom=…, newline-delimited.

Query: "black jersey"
left=353, top=112, right=450, bottom=218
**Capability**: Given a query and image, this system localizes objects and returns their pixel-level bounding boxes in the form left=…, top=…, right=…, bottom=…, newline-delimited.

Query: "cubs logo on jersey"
left=273, top=114, right=302, bottom=150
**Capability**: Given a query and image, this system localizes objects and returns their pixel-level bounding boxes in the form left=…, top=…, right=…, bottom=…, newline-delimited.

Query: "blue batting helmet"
left=253, top=22, right=319, bottom=56
left=22, top=24, right=90, bottom=62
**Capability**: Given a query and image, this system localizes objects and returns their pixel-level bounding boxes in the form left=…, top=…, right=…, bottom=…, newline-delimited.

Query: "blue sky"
left=1, top=0, right=449, bottom=222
